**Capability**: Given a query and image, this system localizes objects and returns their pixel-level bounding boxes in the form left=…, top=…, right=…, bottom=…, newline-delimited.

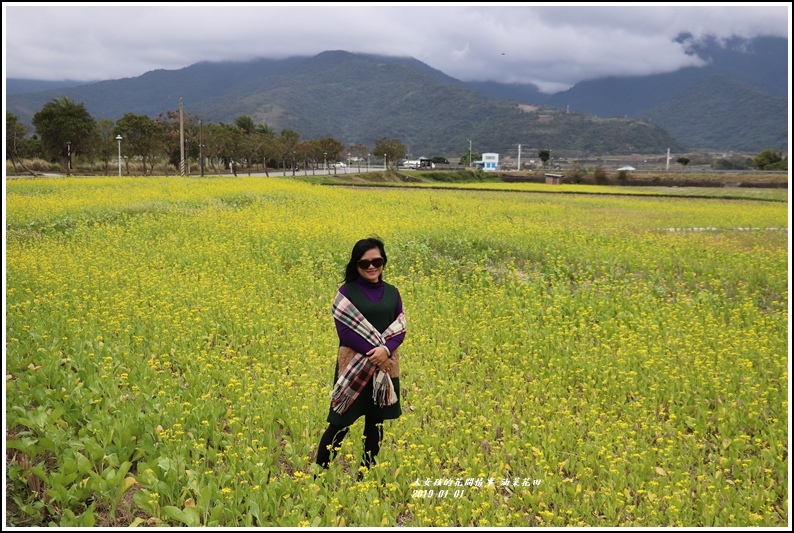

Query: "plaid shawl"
left=330, top=291, right=406, bottom=415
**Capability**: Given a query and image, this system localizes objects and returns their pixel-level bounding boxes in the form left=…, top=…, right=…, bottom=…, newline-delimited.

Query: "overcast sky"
left=3, top=3, right=790, bottom=94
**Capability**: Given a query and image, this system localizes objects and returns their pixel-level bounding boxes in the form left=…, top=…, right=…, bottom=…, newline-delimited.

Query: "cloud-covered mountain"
left=469, top=36, right=788, bottom=152
left=6, top=36, right=786, bottom=154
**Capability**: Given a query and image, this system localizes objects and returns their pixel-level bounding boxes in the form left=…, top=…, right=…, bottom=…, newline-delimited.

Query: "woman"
left=315, top=237, right=406, bottom=477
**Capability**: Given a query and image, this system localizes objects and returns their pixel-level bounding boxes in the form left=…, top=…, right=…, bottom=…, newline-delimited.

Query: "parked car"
left=333, top=162, right=346, bottom=168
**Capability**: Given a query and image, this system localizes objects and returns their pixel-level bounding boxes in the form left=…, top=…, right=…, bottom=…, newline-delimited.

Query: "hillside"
left=471, top=36, right=788, bottom=153
left=6, top=39, right=786, bottom=155
left=6, top=51, right=682, bottom=157
left=641, top=74, right=788, bottom=152
left=5, top=79, right=90, bottom=95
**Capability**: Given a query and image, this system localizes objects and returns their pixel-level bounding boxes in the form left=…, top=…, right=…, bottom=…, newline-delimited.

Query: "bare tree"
left=6, top=112, right=37, bottom=176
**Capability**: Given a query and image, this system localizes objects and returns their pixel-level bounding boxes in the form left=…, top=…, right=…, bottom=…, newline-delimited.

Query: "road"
left=7, top=165, right=389, bottom=179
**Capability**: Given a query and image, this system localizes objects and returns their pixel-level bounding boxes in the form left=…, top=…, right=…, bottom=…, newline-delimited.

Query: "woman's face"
left=356, top=247, right=384, bottom=283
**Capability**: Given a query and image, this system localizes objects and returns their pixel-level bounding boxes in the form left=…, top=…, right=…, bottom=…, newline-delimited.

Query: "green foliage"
left=537, top=149, right=551, bottom=166
left=6, top=112, right=28, bottom=159
left=275, top=129, right=301, bottom=166
left=255, top=122, right=274, bottom=136
left=676, top=157, right=690, bottom=167
left=115, top=113, right=163, bottom=174
left=712, top=156, right=753, bottom=170
left=5, top=176, right=788, bottom=527
left=753, top=148, right=785, bottom=170
left=314, top=137, right=346, bottom=165
left=5, top=112, right=43, bottom=167
left=418, top=170, right=496, bottom=183
left=458, top=152, right=481, bottom=166
left=373, top=138, right=407, bottom=168
left=31, top=97, right=96, bottom=164
left=762, top=159, right=787, bottom=171
left=235, top=115, right=255, bottom=134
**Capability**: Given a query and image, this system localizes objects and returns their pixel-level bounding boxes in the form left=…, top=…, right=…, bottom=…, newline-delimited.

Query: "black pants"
left=316, top=416, right=383, bottom=469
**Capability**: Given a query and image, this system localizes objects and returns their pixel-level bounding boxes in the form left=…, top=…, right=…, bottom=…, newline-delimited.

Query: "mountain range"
left=5, top=36, right=788, bottom=157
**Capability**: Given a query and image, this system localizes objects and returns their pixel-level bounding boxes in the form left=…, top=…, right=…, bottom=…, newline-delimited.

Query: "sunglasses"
left=357, top=258, right=385, bottom=269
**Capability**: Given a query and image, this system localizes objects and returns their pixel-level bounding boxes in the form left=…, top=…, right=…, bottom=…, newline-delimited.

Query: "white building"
left=481, top=153, right=499, bottom=171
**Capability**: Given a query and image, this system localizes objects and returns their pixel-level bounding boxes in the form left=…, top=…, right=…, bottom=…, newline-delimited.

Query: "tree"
left=202, top=123, right=226, bottom=172
left=459, top=152, right=481, bottom=165
left=115, top=113, right=162, bottom=175
left=234, top=115, right=260, bottom=173
left=31, top=97, right=96, bottom=170
left=373, top=137, right=407, bottom=169
left=275, top=129, right=301, bottom=171
left=6, top=112, right=32, bottom=175
left=96, top=119, right=120, bottom=174
left=255, top=123, right=274, bottom=136
left=156, top=109, right=201, bottom=174
left=763, top=158, right=788, bottom=171
left=314, top=137, right=346, bottom=170
left=676, top=156, right=690, bottom=169
left=294, top=141, right=314, bottom=173
left=537, top=149, right=551, bottom=168
left=253, top=123, right=276, bottom=175
left=235, top=115, right=256, bottom=135
left=212, top=123, right=246, bottom=172
left=753, top=148, right=785, bottom=170
left=593, top=164, right=608, bottom=184
left=348, top=143, right=370, bottom=172
left=156, top=110, right=180, bottom=173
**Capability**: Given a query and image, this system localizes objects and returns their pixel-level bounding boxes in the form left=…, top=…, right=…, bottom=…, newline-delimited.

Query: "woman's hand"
left=367, top=346, right=391, bottom=372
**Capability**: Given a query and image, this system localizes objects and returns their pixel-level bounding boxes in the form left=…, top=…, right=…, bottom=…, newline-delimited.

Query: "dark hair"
left=343, top=237, right=387, bottom=283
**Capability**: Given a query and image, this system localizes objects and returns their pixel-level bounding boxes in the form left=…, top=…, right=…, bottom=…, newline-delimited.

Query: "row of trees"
left=6, top=97, right=410, bottom=176
left=7, top=97, right=787, bottom=175
left=751, top=148, right=787, bottom=171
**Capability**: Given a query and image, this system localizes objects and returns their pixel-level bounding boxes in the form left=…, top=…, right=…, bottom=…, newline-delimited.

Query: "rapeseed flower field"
left=5, top=176, right=788, bottom=526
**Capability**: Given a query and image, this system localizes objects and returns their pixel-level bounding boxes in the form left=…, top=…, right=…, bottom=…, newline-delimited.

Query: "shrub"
left=713, top=157, right=753, bottom=170
left=593, top=164, right=608, bottom=185
left=6, top=158, right=62, bottom=173
left=568, top=164, right=584, bottom=184
left=421, top=170, right=498, bottom=183
left=763, top=159, right=788, bottom=171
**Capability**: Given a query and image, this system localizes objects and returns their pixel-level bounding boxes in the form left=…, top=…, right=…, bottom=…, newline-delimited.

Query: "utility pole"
left=468, top=139, right=472, bottom=167
left=199, top=119, right=204, bottom=177
left=179, top=98, right=185, bottom=177
left=517, top=144, right=521, bottom=172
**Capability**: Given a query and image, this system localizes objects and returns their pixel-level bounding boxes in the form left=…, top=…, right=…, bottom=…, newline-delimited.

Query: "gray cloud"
left=4, top=3, right=789, bottom=94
